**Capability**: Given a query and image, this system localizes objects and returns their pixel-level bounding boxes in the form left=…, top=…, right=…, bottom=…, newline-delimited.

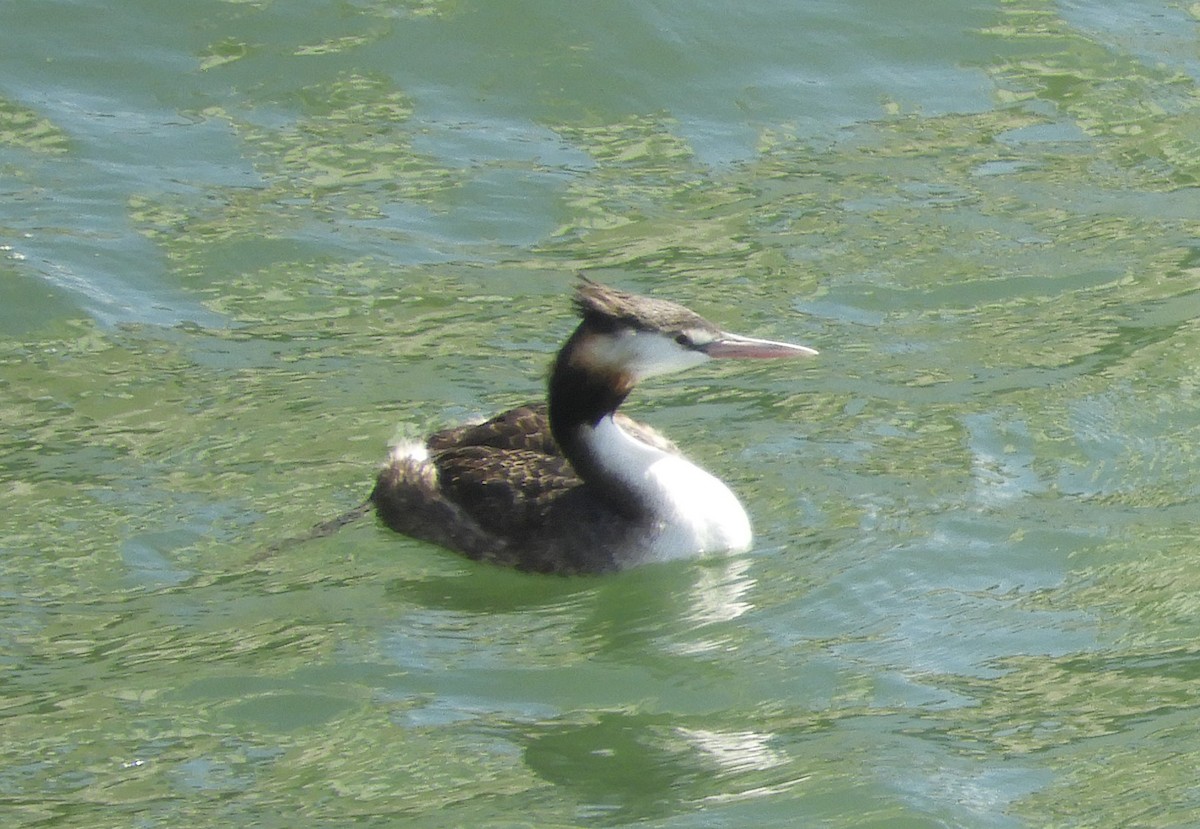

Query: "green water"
left=4, top=0, right=1200, bottom=826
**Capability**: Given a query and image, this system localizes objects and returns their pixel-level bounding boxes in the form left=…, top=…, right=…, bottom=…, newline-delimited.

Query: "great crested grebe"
left=371, top=278, right=817, bottom=574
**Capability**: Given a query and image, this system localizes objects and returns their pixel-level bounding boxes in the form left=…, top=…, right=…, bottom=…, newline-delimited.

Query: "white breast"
left=584, top=416, right=752, bottom=562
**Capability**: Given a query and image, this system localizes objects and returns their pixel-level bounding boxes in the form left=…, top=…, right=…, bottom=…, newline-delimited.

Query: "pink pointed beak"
left=700, top=332, right=819, bottom=360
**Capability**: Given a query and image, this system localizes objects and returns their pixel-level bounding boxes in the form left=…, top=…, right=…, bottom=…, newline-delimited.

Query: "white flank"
left=585, top=415, right=752, bottom=562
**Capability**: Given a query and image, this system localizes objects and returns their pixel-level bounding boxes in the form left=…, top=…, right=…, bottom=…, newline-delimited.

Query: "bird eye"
left=674, top=333, right=692, bottom=347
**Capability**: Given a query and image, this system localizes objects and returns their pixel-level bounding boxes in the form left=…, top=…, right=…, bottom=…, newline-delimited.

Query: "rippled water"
left=4, top=0, right=1200, bottom=826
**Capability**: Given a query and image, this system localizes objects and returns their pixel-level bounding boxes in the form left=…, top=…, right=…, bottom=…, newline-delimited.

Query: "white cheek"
left=583, top=330, right=709, bottom=380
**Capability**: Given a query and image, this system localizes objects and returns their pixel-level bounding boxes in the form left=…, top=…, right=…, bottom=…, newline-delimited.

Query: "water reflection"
left=521, top=712, right=799, bottom=824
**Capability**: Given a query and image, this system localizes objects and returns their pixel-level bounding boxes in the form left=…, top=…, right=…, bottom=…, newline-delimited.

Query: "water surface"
left=3, top=0, right=1200, bottom=826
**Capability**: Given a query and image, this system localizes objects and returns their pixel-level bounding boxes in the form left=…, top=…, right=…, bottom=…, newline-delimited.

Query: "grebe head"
left=568, top=277, right=818, bottom=382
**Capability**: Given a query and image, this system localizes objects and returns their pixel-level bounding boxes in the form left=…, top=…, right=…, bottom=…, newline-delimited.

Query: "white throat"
left=581, top=415, right=753, bottom=563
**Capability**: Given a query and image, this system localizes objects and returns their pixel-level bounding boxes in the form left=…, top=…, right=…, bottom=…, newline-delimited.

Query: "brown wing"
left=379, top=401, right=682, bottom=574
left=427, top=404, right=559, bottom=456
left=423, top=401, right=681, bottom=543
left=432, top=444, right=580, bottom=540
left=426, top=402, right=679, bottom=456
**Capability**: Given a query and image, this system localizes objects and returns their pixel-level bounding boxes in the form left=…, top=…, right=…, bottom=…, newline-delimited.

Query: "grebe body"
left=371, top=279, right=816, bottom=574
